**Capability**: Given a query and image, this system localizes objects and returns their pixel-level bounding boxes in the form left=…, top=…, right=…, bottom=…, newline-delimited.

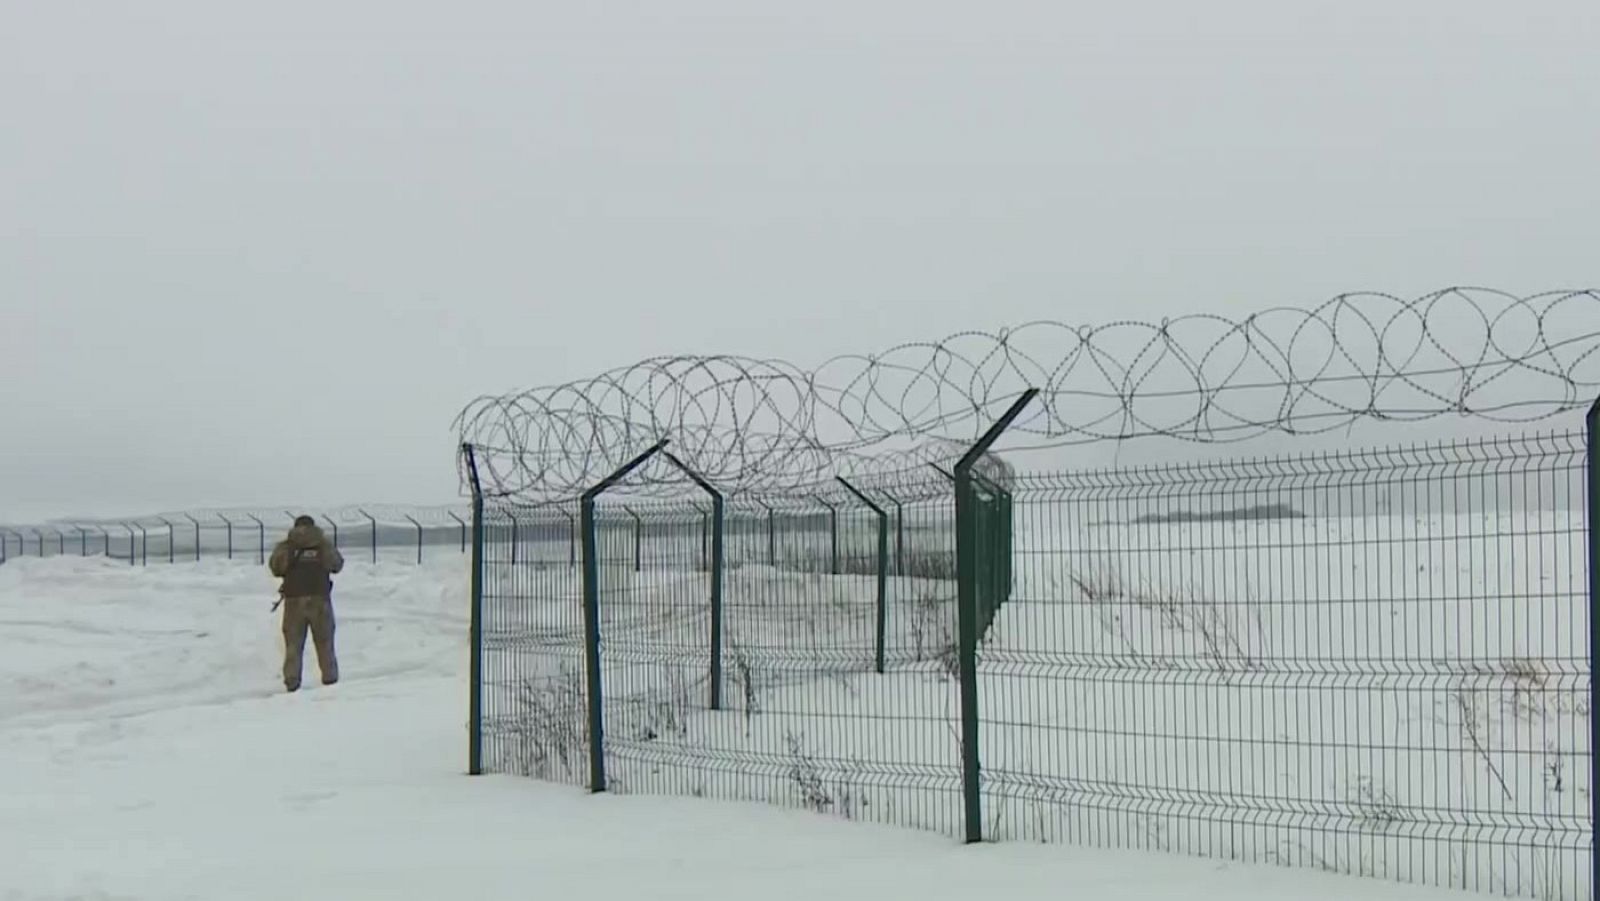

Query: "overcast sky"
left=2, top=0, right=1596, bottom=521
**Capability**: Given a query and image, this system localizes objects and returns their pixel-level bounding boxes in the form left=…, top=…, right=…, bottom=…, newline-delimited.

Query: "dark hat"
left=293, top=515, right=316, bottom=528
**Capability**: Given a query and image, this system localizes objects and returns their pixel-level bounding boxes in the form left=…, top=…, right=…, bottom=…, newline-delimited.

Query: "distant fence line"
left=0, top=504, right=472, bottom=566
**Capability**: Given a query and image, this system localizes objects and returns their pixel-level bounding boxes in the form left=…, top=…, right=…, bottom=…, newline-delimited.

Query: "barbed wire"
left=455, top=287, right=1600, bottom=501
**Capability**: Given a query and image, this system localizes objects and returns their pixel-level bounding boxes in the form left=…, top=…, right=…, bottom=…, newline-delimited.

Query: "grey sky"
left=2, top=0, right=1596, bottom=521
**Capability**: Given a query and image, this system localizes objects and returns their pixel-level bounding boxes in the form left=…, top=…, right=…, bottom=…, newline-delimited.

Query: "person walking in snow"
left=268, top=515, right=345, bottom=693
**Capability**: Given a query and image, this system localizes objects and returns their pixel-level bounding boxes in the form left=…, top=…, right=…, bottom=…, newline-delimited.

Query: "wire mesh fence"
left=984, top=433, right=1591, bottom=901
left=468, top=423, right=1596, bottom=901
left=476, top=502, right=590, bottom=788
left=0, top=506, right=472, bottom=567
left=472, top=474, right=974, bottom=834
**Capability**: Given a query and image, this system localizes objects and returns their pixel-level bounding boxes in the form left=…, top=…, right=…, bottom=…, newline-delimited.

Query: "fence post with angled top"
left=359, top=509, right=377, bottom=565
left=838, top=477, right=889, bottom=674
left=954, top=388, right=1038, bottom=845
left=581, top=438, right=672, bottom=792
left=248, top=515, right=265, bottom=565
left=662, top=450, right=725, bottom=710
left=405, top=515, right=423, bottom=565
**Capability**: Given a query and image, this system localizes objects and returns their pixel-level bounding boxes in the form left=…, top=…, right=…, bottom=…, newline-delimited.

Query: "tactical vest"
left=281, top=546, right=332, bottom=598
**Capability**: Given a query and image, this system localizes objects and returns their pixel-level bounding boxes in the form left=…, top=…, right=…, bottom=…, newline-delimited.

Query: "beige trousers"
left=281, top=595, right=338, bottom=690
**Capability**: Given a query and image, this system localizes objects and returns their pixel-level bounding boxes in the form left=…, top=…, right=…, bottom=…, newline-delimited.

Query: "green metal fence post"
left=997, top=489, right=1008, bottom=607
left=462, top=443, right=486, bottom=777
left=159, top=518, right=175, bottom=564
left=247, top=515, right=264, bottom=565
left=894, top=498, right=905, bottom=577
left=359, top=509, right=377, bottom=565
left=838, top=477, right=889, bottom=674
left=711, top=500, right=724, bottom=708
left=183, top=514, right=200, bottom=561
left=578, top=495, right=604, bottom=790
left=581, top=439, right=672, bottom=792
left=812, top=495, right=839, bottom=575
left=759, top=499, right=776, bottom=567
left=954, top=474, right=981, bottom=843
left=1587, top=394, right=1598, bottom=895
left=830, top=502, right=838, bottom=575
left=954, top=388, right=1038, bottom=845
left=662, top=451, right=726, bottom=710
left=625, top=507, right=642, bottom=572
left=405, top=515, right=424, bottom=565
left=449, top=511, right=466, bottom=554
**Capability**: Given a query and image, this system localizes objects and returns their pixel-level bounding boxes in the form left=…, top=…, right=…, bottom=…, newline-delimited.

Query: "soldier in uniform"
left=268, top=515, right=345, bottom=692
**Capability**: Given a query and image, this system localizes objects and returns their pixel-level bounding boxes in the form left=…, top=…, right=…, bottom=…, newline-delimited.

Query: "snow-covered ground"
left=0, top=554, right=1513, bottom=900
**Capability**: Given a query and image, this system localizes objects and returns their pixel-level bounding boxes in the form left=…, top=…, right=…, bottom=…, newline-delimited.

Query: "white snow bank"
left=0, top=557, right=1498, bottom=900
